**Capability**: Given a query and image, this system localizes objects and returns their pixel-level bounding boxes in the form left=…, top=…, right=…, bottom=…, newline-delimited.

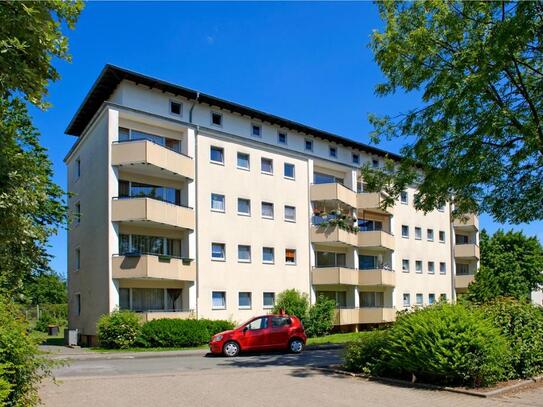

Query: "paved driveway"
left=41, top=349, right=543, bottom=407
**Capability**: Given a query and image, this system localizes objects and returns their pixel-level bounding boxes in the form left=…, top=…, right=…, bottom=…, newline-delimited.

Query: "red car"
left=209, top=314, right=307, bottom=357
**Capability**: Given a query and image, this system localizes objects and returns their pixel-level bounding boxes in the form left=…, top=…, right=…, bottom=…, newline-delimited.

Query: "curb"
left=46, top=343, right=344, bottom=362
left=311, top=367, right=543, bottom=398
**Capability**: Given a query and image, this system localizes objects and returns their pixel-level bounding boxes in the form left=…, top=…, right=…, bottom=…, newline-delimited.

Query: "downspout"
left=189, top=92, right=200, bottom=318
left=449, top=205, right=457, bottom=303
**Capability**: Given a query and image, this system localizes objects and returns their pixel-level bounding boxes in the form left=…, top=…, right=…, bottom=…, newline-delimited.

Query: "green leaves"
left=368, top=1, right=543, bottom=223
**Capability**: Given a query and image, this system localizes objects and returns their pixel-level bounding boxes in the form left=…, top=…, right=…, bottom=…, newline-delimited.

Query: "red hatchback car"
left=209, top=314, right=307, bottom=357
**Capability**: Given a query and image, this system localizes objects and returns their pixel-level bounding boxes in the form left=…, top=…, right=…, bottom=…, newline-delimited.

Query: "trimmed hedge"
left=137, top=318, right=235, bottom=348
left=344, top=303, right=512, bottom=387
left=97, top=310, right=142, bottom=349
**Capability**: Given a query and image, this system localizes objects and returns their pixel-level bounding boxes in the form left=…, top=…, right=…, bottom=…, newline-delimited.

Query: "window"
left=456, top=234, right=470, bottom=244
left=401, top=225, right=409, bottom=238
left=318, top=291, right=347, bottom=307
left=359, top=255, right=378, bottom=270
left=238, top=245, right=251, bottom=262
left=440, top=262, right=446, bottom=274
left=415, top=227, right=422, bottom=240
left=237, top=152, right=250, bottom=170
left=316, top=252, right=346, bottom=268
left=263, top=292, right=275, bottom=308
left=358, top=219, right=383, bottom=231
left=284, top=205, right=296, bottom=222
left=261, top=158, right=273, bottom=174
left=416, top=293, right=423, bottom=306
left=429, top=293, right=436, bottom=305
left=75, top=157, right=81, bottom=179
left=261, top=202, right=274, bottom=219
left=440, top=293, right=447, bottom=301
left=272, top=316, right=291, bottom=327
left=360, top=291, right=384, bottom=307
left=211, top=193, right=225, bottom=212
left=75, top=248, right=80, bottom=271
left=438, top=204, right=445, bottom=212
left=415, top=260, right=423, bottom=274
left=427, top=228, right=434, bottom=241
left=170, top=101, right=182, bottom=115
left=456, top=263, right=470, bottom=275
left=284, top=163, right=295, bottom=179
left=212, top=292, right=226, bottom=309
left=119, top=180, right=181, bottom=205
left=428, top=261, right=435, bottom=274
left=402, top=259, right=410, bottom=273
left=400, top=191, right=408, bottom=204
left=352, top=153, right=360, bottom=164
left=119, top=234, right=183, bottom=257
left=247, top=316, right=268, bottom=330
left=262, top=247, right=274, bottom=264
left=238, top=292, right=252, bottom=309
left=305, top=139, right=313, bottom=151
left=211, top=112, right=222, bottom=126
left=119, top=288, right=130, bottom=310
left=329, top=146, right=337, bottom=158
left=119, top=127, right=130, bottom=141
left=237, top=198, right=251, bottom=216
left=285, top=249, right=296, bottom=265
left=314, top=172, right=343, bottom=185
left=75, top=293, right=81, bottom=316
left=403, top=293, right=410, bottom=307
left=251, top=124, right=261, bottom=137
left=372, top=159, right=379, bottom=168
left=211, top=243, right=225, bottom=261
left=74, top=202, right=81, bottom=225
left=278, top=132, right=287, bottom=144
left=210, top=146, right=224, bottom=164
left=439, top=230, right=446, bottom=243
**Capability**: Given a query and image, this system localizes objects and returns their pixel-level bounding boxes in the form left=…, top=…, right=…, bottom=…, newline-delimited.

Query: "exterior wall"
left=393, top=188, right=454, bottom=308
left=66, top=109, right=114, bottom=337
left=195, top=131, right=311, bottom=323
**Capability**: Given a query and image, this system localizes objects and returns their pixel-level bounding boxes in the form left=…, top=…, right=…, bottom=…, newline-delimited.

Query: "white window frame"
left=211, top=111, right=223, bottom=127
left=211, top=243, right=226, bottom=261
left=284, top=163, right=295, bottom=180
left=428, top=261, right=435, bottom=274
left=401, top=225, right=409, bottom=238
left=210, top=193, right=225, bottom=213
left=237, top=198, right=251, bottom=216
left=210, top=146, right=224, bottom=165
left=429, top=293, right=436, bottom=305
left=251, top=123, right=262, bottom=137
left=415, top=260, right=423, bottom=274
left=212, top=291, right=226, bottom=310
left=402, top=259, right=410, bottom=273
left=304, top=139, right=313, bottom=151
left=263, top=292, right=275, bottom=309
left=439, top=230, right=446, bottom=243
left=427, top=228, right=434, bottom=241
left=284, top=205, right=296, bottom=222
left=440, top=262, right=447, bottom=275
left=403, top=293, right=410, bottom=307
left=262, top=247, right=275, bottom=264
left=400, top=191, right=408, bottom=204
left=238, top=292, right=252, bottom=310
left=169, top=100, right=183, bottom=116
left=261, top=202, right=274, bottom=219
left=236, top=152, right=250, bottom=170
left=415, top=227, right=422, bottom=240
left=416, top=293, right=423, bottom=306
left=237, top=245, right=251, bottom=263
left=278, top=131, right=287, bottom=144
left=285, top=248, right=296, bottom=265
left=261, top=157, right=273, bottom=175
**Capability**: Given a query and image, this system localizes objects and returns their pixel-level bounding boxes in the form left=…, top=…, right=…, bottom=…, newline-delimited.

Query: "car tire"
left=289, top=338, right=304, bottom=354
left=223, top=341, right=240, bottom=357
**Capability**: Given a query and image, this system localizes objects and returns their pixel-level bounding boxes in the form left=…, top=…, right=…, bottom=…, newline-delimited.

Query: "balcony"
left=312, top=267, right=395, bottom=287
left=310, top=226, right=358, bottom=247
left=357, top=192, right=393, bottom=215
left=310, top=183, right=357, bottom=208
left=334, top=307, right=396, bottom=325
left=453, top=214, right=479, bottom=232
left=139, top=310, right=194, bottom=322
left=454, top=243, right=480, bottom=260
left=358, top=230, right=395, bottom=251
left=112, top=254, right=196, bottom=281
left=112, top=197, right=195, bottom=230
left=112, top=140, right=194, bottom=181
left=455, top=274, right=475, bottom=292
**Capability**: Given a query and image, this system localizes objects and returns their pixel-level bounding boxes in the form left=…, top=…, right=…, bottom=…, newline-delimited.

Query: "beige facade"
left=65, top=66, right=480, bottom=341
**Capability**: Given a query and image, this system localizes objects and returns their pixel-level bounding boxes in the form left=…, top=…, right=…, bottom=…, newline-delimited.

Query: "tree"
left=304, top=295, right=336, bottom=338
left=24, top=272, right=67, bottom=305
left=364, top=1, right=543, bottom=224
left=0, top=1, right=83, bottom=296
left=467, top=229, right=543, bottom=302
left=272, top=289, right=309, bottom=320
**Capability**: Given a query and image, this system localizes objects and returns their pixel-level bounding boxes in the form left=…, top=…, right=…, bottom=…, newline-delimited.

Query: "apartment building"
left=65, top=65, right=480, bottom=345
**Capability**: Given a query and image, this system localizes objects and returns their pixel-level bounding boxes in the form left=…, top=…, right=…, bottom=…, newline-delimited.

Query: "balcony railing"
left=334, top=307, right=396, bottom=325
left=310, top=183, right=357, bottom=208
left=454, top=243, right=480, bottom=260
left=112, top=140, right=194, bottom=180
left=312, top=267, right=395, bottom=287
left=112, top=254, right=196, bottom=281
left=453, top=213, right=479, bottom=231
left=112, top=196, right=195, bottom=230
left=357, top=230, right=395, bottom=251
left=455, top=274, right=475, bottom=292
left=357, top=192, right=393, bottom=215
left=136, top=309, right=195, bottom=322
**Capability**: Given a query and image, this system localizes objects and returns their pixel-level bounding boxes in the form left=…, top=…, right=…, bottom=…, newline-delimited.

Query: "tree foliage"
left=467, top=229, right=543, bottom=302
left=24, top=272, right=67, bottom=306
left=0, top=1, right=82, bottom=296
left=364, top=1, right=543, bottom=223
left=272, top=289, right=309, bottom=320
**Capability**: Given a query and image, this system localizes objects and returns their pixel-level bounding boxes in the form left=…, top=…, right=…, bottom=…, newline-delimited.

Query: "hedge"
left=97, top=310, right=142, bottom=349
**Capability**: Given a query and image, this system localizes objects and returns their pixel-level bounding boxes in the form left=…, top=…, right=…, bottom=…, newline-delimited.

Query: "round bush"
left=481, top=298, right=543, bottom=378
left=382, top=304, right=511, bottom=387
left=304, top=295, right=336, bottom=338
left=97, top=310, right=141, bottom=349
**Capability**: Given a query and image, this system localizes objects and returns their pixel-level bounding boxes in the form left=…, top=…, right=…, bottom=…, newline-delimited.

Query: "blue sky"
left=30, top=2, right=542, bottom=277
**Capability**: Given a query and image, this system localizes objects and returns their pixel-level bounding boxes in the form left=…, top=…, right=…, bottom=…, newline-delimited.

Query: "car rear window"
left=271, top=317, right=291, bottom=327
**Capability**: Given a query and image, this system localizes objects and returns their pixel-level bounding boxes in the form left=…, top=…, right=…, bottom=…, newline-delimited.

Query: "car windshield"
left=236, top=316, right=267, bottom=330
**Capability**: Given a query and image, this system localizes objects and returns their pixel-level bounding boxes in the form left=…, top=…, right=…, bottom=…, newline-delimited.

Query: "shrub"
left=199, top=319, right=235, bottom=336
left=34, top=313, right=55, bottom=332
left=0, top=295, right=53, bottom=406
left=304, top=295, right=336, bottom=337
left=272, top=289, right=309, bottom=320
left=481, top=298, right=543, bottom=378
left=382, top=304, right=511, bottom=387
left=343, top=330, right=389, bottom=375
left=138, top=319, right=210, bottom=348
left=97, top=310, right=141, bottom=349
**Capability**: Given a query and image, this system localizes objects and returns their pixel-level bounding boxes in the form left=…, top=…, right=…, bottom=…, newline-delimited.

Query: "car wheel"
left=223, top=341, right=240, bottom=357
left=289, top=338, right=304, bottom=354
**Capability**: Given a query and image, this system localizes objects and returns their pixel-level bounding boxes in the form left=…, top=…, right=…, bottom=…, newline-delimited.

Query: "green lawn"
left=307, top=332, right=364, bottom=346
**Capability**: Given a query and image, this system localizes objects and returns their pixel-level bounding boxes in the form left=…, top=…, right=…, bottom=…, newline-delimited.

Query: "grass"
left=39, top=327, right=65, bottom=346
left=307, top=332, right=365, bottom=346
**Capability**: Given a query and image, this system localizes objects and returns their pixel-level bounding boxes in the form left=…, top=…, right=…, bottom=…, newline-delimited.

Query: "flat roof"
left=65, top=64, right=402, bottom=160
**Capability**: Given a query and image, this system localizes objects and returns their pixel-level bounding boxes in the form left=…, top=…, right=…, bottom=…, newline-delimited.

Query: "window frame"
left=415, top=227, right=422, bottom=240
left=440, top=262, right=447, bottom=275
left=278, top=131, right=287, bottom=144
left=284, top=163, right=295, bottom=180
left=262, top=247, right=275, bottom=264
left=251, top=123, right=262, bottom=138
left=211, top=243, right=226, bottom=261
left=400, top=191, right=408, bottom=204
left=403, top=293, right=411, bottom=307
left=329, top=146, right=337, bottom=158
left=212, top=291, right=226, bottom=310
left=416, top=293, right=423, bottom=306
left=428, top=261, right=435, bottom=274
left=210, top=193, right=226, bottom=213
left=427, top=228, right=434, bottom=242
left=169, top=100, right=182, bottom=116
left=236, top=152, right=250, bottom=170
left=261, top=202, right=274, bottom=219
left=352, top=153, right=360, bottom=164
left=211, top=111, right=223, bottom=127
left=402, top=259, right=410, bottom=273
left=261, top=157, right=274, bottom=175
left=263, top=292, right=275, bottom=309
left=439, top=230, right=446, bottom=243
left=285, top=248, right=296, bottom=265
left=304, top=139, right=313, bottom=151
left=237, top=198, right=251, bottom=216
left=415, top=260, right=423, bottom=274
left=238, top=292, right=252, bottom=309
left=284, top=205, right=296, bottom=222
left=237, top=245, right=251, bottom=263
left=210, top=146, right=225, bottom=165
left=401, top=225, right=409, bottom=238
left=75, top=247, right=81, bottom=272
left=75, top=157, right=81, bottom=181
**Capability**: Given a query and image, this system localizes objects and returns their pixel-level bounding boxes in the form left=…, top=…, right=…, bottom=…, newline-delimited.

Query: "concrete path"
left=40, top=349, right=543, bottom=407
